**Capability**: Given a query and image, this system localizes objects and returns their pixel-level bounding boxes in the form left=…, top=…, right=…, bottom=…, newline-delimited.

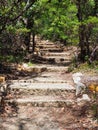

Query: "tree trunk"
left=25, top=17, right=34, bottom=52
left=76, top=0, right=90, bottom=62
left=25, top=32, right=31, bottom=51
left=32, top=33, right=36, bottom=52
left=79, top=25, right=86, bottom=61
left=94, top=0, right=98, bottom=16
left=77, top=0, right=86, bottom=61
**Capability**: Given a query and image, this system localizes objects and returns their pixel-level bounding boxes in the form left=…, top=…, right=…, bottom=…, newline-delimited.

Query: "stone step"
left=8, top=95, right=75, bottom=107
left=17, top=65, right=68, bottom=72
left=39, top=48, right=63, bottom=52
left=36, top=42, right=55, bottom=46
left=9, top=82, right=75, bottom=97
left=33, top=58, right=71, bottom=66
left=44, top=66, right=68, bottom=71
left=38, top=46, right=64, bottom=50
left=10, top=82, right=75, bottom=90
left=37, top=44, right=61, bottom=48
left=6, top=64, right=69, bottom=73
left=32, top=78, right=71, bottom=83
left=10, top=79, right=71, bottom=84
left=31, top=71, right=74, bottom=84
left=30, top=64, right=68, bottom=72
left=41, top=56, right=72, bottom=61
left=36, top=42, right=64, bottom=46
left=39, top=47, right=63, bottom=50
left=44, top=52, right=71, bottom=56
left=16, top=89, right=74, bottom=97
left=33, top=56, right=71, bottom=64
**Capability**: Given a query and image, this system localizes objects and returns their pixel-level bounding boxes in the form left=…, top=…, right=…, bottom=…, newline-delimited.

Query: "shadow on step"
left=32, top=55, right=72, bottom=66
left=0, top=63, right=46, bottom=81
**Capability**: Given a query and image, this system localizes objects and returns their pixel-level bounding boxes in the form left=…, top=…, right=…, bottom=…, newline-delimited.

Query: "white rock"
left=73, top=77, right=81, bottom=84
left=22, top=63, right=28, bottom=68
left=75, top=82, right=86, bottom=96
left=72, top=72, right=83, bottom=83
left=82, top=94, right=91, bottom=101
left=73, top=72, right=83, bottom=77
left=72, top=72, right=86, bottom=95
left=77, top=94, right=91, bottom=105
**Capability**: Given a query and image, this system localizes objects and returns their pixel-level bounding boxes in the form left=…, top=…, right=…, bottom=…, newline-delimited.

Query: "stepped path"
left=0, top=39, right=97, bottom=130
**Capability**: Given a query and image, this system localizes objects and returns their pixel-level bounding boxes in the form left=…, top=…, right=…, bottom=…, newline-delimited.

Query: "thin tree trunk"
left=79, top=24, right=86, bottom=61
left=94, top=0, right=98, bottom=16
left=32, top=33, right=36, bottom=52
left=76, top=0, right=89, bottom=62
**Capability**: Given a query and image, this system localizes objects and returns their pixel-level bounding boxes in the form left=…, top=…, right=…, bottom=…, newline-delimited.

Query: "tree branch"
left=89, top=46, right=98, bottom=64
left=11, top=0, right=36, bottom=22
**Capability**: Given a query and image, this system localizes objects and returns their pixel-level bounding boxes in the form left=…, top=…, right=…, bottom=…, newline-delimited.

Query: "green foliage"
left=27, top=62, right=34, bottom=66
left=33, top=0, right=79, bottom=44
left=0, top=0, right=98, bottom=63
left=16, top=28, right=30, bottom=34
left=87, top=16, right=98, bottom=24
left=0, top=54, right=24, bottom=63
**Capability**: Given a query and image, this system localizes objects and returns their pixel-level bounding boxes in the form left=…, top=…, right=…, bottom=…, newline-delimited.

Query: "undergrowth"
left=68, top=60, right=98, bottom=74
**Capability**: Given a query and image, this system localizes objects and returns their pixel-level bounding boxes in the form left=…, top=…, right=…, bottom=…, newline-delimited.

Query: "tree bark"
left=94, top=0, right=98, bottom=16
left=32, top=33, right=36, bottom=52
left=76, top=0, right=91, bottom=62
left=76, top=0, right=86, bottom=61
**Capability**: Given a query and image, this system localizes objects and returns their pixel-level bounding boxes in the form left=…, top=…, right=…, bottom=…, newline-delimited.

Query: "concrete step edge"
left=9, top=83, right=75, bottom=90
left=8, top=80, right=72, bottom=83
left=7, top=97, right=75, bottom=107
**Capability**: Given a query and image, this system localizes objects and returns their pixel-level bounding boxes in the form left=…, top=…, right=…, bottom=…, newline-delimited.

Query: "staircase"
left=33, top=40, right=73, bottom=66
left=9, top=39, right=75, bottom=108
left=0, top=39, right=95, bottom=130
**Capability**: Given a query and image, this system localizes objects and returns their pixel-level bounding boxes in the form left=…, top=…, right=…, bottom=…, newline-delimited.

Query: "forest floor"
left=0, top=38, right=98, bottom=130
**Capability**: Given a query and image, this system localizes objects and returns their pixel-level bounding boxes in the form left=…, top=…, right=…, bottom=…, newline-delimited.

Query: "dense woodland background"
left=0, top=0, right=98, bottom=64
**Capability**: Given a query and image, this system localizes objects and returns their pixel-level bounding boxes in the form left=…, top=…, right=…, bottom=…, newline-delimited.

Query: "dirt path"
left=0, top=39, right=98, bottom=130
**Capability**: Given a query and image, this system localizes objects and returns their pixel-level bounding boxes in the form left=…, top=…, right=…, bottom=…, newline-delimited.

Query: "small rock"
left=77, top=94, right=91, bottom=105
left=82, top=94, right=91, bottom=101
left=22, top=63, right=28, bottom=68
left=75, top=82, right=86, bottom=96
left=72, top=72, right=86, bottom=95
left=65, top=100, right=74, bottom=107
left=73, top=72, right=83, bottom=77
left=72, top=72, right=83, bottom=84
